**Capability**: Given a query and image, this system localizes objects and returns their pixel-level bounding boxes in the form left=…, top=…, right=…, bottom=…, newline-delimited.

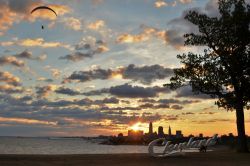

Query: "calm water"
left=0, top=137, right=149, bottom=154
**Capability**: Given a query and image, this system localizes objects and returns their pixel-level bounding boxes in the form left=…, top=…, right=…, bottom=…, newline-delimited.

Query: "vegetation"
left=166, top=0, right=250, bottom=152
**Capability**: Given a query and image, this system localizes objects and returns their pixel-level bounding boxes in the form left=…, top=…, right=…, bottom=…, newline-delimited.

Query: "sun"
left=130, top=122, right=142, bottom=131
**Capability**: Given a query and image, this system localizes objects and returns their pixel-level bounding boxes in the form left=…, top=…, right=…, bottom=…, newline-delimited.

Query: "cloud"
left=87, top=20, right=105, bottom=30
left=60, top=37, right=109, bottom=61
left=116, top=25, right=166, bottom=43
left=44, top=66, right=61, bottom=78
left=64, top=68, right=113, bottom=83
left=121, top=64, right=173, bottom=84
left=170, top=104, right=183, bottom=110
left=109, top=84, right=158, bottom=98
left=83, top=83, right=170, bottom=98
left=0, top=38, right=73, bottom=50
left=59, top=52, right=94, bottom=61
left=19, top=38, right=72, bottom=49
left=64, top=64, right=173, bottom=84
left=154, top=1, right=168, bottom=8
left=164, top=0, right=223, bottom=49
left=14, top=50, right=46, bottom=61
left=14, top=50, right=32, bottom=59
left=0, top=84, right=24, bottom=94
left=58, top=17, right=82, bottom=31
left=0, top=117, right=57, bottom=126
left=0, top=56, right=25, bottom=67
left=175, top=85, right=211, bottom=99
left=0, top=71, right=21, bottom=86
left=179, top=0, right=193, bottom=4
left=55, top=87, right=81, bottom=96
left=37, top=77, right=53, bottom=83
left=36, top=84, right=57, bottom=98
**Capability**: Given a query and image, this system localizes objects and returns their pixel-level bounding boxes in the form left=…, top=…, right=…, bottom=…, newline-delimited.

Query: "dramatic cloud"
left=64, top=64, right=173, bottom=84
left=175, top=86, right=211, bottom=99
left=83, top=83, right=170, bottom=98
left=165, top=0, right=222, bottom=49
left=121, top=64, right=173, bottom=84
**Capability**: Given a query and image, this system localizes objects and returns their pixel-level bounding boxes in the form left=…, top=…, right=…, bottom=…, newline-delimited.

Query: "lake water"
left=0, top=137, right=149, bottom=154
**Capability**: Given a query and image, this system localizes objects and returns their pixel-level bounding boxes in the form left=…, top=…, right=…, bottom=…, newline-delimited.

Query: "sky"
left=0, top=0, right=249, bottom=137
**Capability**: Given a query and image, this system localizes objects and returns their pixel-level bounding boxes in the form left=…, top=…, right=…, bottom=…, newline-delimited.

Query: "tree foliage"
left=168, top=0, right=250, bottom=111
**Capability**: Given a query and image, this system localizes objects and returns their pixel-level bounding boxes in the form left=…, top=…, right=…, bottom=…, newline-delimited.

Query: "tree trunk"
left=235, top=103, right=249, bottom=152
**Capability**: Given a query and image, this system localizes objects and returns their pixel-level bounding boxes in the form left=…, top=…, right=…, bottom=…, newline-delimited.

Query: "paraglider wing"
left=31, top=6, right=57, bottom=16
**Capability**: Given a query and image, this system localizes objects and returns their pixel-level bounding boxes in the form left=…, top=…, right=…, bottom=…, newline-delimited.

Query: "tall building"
left=168, top=125, right=172, bottom=136
left=158, top=126, right=164, bottom=137
left=149, top=122, right=153, bottom=134
left=176, top=130, right=183, bottom=138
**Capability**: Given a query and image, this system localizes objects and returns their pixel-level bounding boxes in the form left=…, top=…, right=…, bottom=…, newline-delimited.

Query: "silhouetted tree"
left=166, top=0, right=250, bottom=152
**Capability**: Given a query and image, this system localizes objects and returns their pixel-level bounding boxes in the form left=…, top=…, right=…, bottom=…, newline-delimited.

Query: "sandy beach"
left=0, top=151, right=249, bottom=166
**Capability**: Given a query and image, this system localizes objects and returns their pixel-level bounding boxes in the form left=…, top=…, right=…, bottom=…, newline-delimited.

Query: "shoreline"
left=0, top=151, right=250, bottom=166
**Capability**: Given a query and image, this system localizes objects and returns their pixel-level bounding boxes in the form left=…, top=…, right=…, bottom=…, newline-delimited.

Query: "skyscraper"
left=168, top=125, right=172, bottom=136
left=149, top=122, right=153, bottom=134
left=158, top=126, right=164, bottom=137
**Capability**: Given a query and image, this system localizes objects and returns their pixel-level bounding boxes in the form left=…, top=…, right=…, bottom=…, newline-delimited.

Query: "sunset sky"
left=0, top=0, right=249, bottom=137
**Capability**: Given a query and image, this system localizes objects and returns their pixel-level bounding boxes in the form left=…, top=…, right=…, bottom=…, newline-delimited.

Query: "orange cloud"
left=0, top=84, right=23, bottom=93
left=154, top=1, right=168, bottom=8
left=0, top=56, right=25, bottom=67
left=179, top=0, right=193, bottom=4
left=116, top=26, right=166, bottom=43
left=0, top=71, right=21, bottom=86
left=0, top=38, right=73, bottom=50
left=87, top=20, right=105, bottom=30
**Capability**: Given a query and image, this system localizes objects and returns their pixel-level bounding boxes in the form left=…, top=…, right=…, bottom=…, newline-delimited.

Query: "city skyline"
left=0, top=0, right=250, bottom=137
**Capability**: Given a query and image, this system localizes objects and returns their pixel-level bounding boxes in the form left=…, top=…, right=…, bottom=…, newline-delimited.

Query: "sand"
left=0, top=151, right=250, bottom=166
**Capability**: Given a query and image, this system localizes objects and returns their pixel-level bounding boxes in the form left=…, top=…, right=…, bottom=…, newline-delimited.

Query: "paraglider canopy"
left=31, top=6, right=57, bottom=30
left=31, top=6, right=57, bottom=16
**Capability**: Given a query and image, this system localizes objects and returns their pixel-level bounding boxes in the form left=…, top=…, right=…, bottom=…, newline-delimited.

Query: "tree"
left=166, top=0, right=250, bottom=152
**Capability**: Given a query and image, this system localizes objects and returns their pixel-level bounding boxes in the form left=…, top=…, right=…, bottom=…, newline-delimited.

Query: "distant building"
left=118, top=133, right=123, bottom=138
left=158, top=126, right=164, bottom=137
left=168, top=125, right=172, bottom=136
left=149, top=122, right=153, bottom=134
left=128, top=130, right=143, bottom=140
left=199, top=133, right=203, bottom=138
left=176, top=130, right=183, bottom=138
